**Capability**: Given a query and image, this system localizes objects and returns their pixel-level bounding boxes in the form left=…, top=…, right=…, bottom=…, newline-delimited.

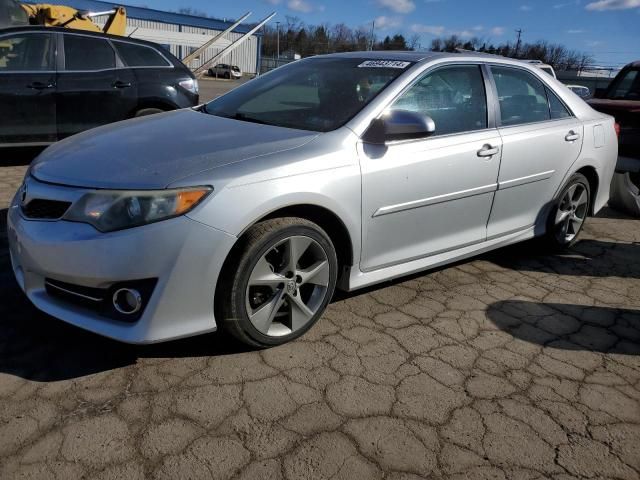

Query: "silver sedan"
left=7, top=51, right=618, bottom=347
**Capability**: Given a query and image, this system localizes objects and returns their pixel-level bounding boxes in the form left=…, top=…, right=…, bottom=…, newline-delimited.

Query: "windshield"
left=607, top=68, right=640, bottom=100
left=204, top=57, right=413, bottom=132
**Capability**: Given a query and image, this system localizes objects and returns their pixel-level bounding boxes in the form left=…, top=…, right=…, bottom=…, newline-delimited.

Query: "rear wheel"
left=218, top=217, right=338, bottom=347
left=543, top=173, right=591, bottom=249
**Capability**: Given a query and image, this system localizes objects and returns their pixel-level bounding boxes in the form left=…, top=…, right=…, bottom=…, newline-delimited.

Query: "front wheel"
left=217, top=217, right=338, bottom=348
left=543, top=173, right=591, bottom=249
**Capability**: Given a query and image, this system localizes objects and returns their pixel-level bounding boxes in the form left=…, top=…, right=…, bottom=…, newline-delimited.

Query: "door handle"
left=27, top=81, right=55, bottom=90
left=565, top=131, right=580, bottom=142
left=477, top=144, right=500, bottom=158
left=113, top=81, right=132, bottom=89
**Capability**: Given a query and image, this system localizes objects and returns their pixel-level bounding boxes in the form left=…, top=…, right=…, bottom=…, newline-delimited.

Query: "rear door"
left=486, top=65, right=584, bottom=238
left=0, top=31, right=57, bottom=145
left=56, top=32, right=137, bottom=139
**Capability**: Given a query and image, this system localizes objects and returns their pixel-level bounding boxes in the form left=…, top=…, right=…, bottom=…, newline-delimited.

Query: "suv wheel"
left=218, top=217, right=338, bottom=348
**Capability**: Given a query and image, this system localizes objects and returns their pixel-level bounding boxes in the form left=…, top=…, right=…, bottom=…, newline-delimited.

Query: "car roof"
left=0, top=25, right=166, bottom=50
left=315, top=50, right=532, bottom=65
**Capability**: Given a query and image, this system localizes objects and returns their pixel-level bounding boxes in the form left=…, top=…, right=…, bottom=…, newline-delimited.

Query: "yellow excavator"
left=0, top=0, right=127, bottom=35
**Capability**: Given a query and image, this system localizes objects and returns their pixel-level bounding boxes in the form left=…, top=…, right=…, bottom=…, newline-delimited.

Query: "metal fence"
left=259, top=56, right=295, bottom=74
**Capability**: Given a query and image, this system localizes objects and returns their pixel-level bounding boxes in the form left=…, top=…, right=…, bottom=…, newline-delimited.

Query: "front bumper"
left=7, top=199, right=237, bottom=344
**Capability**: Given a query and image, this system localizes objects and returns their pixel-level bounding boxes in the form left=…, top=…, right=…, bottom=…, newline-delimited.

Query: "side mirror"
left=594, top=88, right=607, bottom=99
left=363, top=109, right=436, bottom=144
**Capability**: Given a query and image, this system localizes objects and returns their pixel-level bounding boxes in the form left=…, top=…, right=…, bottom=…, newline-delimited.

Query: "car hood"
left=31, top=109, right=320, bottom=189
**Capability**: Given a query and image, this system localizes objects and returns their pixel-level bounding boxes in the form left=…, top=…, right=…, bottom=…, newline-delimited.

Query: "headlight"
left=63, top=187, right=211, bottom=232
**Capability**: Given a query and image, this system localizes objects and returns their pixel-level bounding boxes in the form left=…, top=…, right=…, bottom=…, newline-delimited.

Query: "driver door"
left=359, top=64, right=502, bottom=271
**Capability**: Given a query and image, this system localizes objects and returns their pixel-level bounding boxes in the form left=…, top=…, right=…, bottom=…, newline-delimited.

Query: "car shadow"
left=486, top=300, right=640, bottom=355
left=2, top=203, right=638, bottom=382
left=485, top=237, right=640, bottom=280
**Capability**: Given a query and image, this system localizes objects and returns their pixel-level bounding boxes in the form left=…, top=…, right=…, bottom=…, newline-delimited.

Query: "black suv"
left=0, top=26, right=199, bottom=146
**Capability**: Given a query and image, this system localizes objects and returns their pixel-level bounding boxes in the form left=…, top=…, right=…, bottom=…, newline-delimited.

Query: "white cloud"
left=374, top=15, right=403, bottom=29
left=265, top=0, right=281, bottom=4
left=554, top=0, right=581, bottom=8
left=472, top=25, right=484, bottom=31
left=287, top=0, right=314, bottom=12
left=410, top=24, right=446, bottom=35
left=520, top=4, right=533, bottom=10
left=587, top=40, right=603, bottom=46
left=491, top=26, right=505, bottom=35
left=586, top=0, right=640, bottom=9
left=567, top=29, right=586, bottom=33
left=377, top=0, right=416, bottom=13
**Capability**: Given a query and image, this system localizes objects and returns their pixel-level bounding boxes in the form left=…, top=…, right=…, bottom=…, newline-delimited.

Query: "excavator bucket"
left=0, top=0, right=29, bottom=29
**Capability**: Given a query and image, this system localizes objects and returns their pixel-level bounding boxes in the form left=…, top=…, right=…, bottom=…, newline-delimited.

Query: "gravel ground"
left=0, top=107, right=639, bottom=479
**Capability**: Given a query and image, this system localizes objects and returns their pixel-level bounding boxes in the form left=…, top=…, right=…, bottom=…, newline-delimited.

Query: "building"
left=41, top=0, right=262, bottom=74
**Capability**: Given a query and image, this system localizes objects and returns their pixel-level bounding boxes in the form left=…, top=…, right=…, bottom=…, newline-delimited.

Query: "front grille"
left=22, top=199, right=72, bottom=220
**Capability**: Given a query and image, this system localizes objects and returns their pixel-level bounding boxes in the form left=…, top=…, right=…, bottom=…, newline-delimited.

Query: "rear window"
left=113, top=41, right=171, bottom=68
left=64, top=35, right=115, bottom=71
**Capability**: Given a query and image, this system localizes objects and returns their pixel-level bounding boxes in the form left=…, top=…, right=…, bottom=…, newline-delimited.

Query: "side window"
left=64, top=35, right=115, bottom=71
left=113, top=42, right=171, bottom=67
left=546, top=87, right=572, bottom=119
left=492, top=66, right=550, bottom=126
left=391, top=65, right=488, bottom=136
left=0, top=34, right=53, bottom=71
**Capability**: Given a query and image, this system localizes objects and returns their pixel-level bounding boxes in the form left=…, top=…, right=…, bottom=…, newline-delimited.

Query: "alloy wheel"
left=245, top=235, right=330, bottom=337
left=554, top=183, right=589, bottom=244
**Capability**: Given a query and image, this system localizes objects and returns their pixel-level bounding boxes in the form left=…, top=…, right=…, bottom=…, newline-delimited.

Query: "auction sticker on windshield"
left=358, top=60, right=411, bottom=69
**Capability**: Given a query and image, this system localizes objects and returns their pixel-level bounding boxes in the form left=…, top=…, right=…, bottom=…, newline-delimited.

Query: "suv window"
left=546, top=87, right=572, bottom=119
left=64, top=35, right=115, bottom=71
left=492, top=66, right=551, bottom=126
left=392, top=65, right=488, bottom=136
left=113, top=41, right=170, bottom=68
left=608, top=69, right=639, bottom=100
left=0, top=34, right=53, bottom=71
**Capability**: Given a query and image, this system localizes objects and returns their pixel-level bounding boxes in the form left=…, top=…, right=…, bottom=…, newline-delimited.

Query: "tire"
left=224, top=72, right=230, bottom=79
left=134, top=108, right=164, bottom=117
left=542, top=173, right=591, bottom=250
left=217, top=217, right=338, bottom=348
left=609, top=172, right=640, bottom=217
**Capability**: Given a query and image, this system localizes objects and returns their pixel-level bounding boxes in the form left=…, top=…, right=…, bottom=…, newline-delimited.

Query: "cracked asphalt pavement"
left=1, top=159, right=639, bottom=480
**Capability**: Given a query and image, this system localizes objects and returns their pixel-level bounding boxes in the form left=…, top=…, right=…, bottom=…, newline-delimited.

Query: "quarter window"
left=0, top=34, right=53, bottom=71
left=391, top=65, right=488, bottom=136
left=64, top=35, right=115, bottom=71
left=113, top=42, right=170, bottom=68
left=492, top=66, right=551, bottom=126
left=546, top=87, right=572, bottom=119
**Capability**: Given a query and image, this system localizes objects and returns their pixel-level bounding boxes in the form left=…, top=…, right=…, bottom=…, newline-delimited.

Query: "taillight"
left=614, top=122, right=621, bottom=138
left=179, top=78, right=199, bottom=95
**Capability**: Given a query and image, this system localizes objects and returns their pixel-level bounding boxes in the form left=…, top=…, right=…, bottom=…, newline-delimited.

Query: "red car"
left=588, top=61, right=640, bottom=216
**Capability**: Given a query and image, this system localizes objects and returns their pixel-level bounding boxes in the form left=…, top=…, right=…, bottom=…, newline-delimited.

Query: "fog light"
left=112, top=288, right=142, bottom=315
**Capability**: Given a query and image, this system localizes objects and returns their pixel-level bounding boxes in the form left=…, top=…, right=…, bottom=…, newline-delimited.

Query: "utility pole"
left=276, top=21, right=280, bottom=59
left=369, top=20, right=375, bottom=51
left=514, top=28, right=522, bottom=57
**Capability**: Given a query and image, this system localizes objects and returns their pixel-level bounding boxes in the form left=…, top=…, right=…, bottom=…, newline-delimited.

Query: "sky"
left=133, top=0, right=640, bottom=68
